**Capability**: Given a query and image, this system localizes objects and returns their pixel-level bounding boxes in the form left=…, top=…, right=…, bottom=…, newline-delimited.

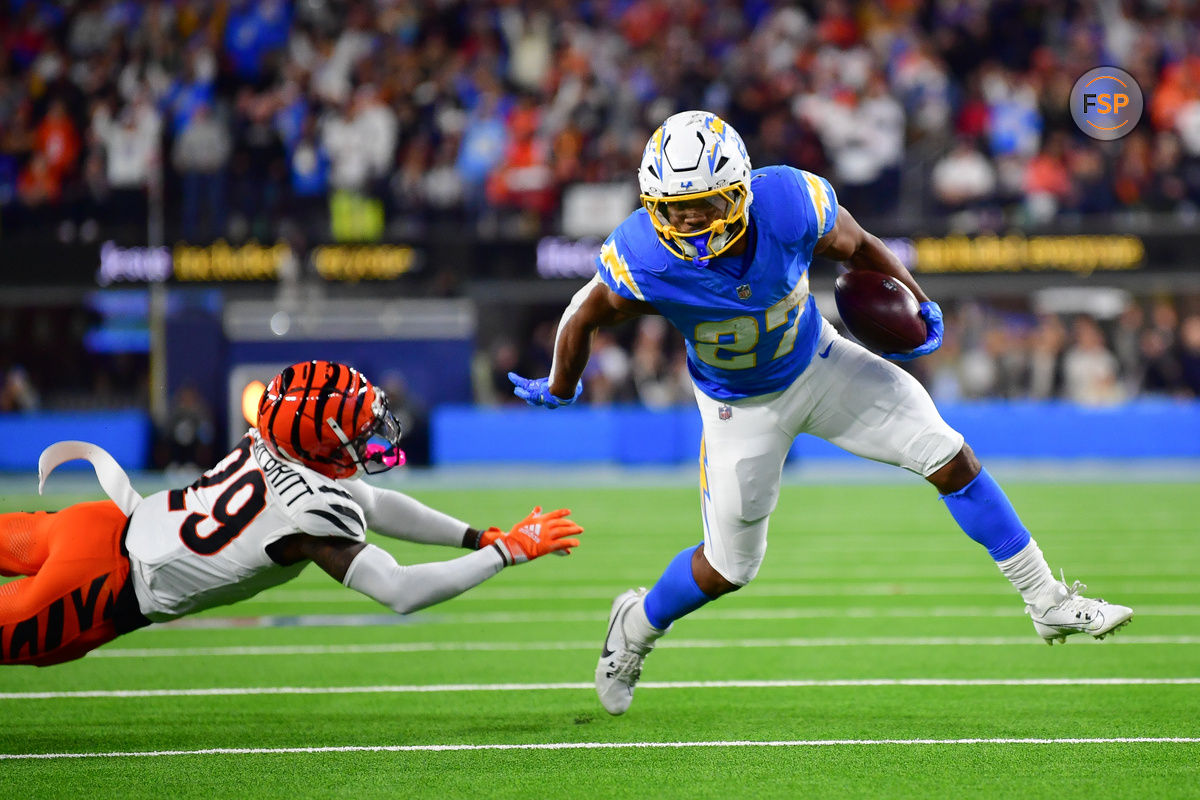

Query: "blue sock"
left=940, top=468, right=1031, bottom=561
left=643, top=544, right=715, bottom=630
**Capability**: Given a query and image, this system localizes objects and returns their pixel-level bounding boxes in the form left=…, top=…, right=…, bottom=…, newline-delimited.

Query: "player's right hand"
left=884, top=301, right=944, bottom=361
left=494, top=506, right=583, bottom=565
left=507, top=373, right=583, bottom=409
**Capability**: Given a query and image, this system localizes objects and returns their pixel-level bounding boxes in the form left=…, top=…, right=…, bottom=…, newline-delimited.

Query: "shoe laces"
left=1050, top=570, right=1103, bottom=616
left=611, top=651, right=644, bottom=685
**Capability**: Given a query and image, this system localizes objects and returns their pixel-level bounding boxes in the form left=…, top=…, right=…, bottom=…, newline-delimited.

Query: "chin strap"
left=325, top=416, right=366, bottom=474
left=38, top=440, right=142, bottom=516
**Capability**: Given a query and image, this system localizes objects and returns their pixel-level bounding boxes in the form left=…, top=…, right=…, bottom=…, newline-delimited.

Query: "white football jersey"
left=125, top=429, right=367, bottom=621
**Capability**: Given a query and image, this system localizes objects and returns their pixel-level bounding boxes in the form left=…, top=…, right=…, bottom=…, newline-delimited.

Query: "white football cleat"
left=1028, top=576, right=1133, bottom=644
left=595, top=588, right=657, bottom=716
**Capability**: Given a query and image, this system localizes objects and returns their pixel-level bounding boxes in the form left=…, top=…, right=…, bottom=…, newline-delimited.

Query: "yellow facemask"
left=641, top=183, right=750, bottom=264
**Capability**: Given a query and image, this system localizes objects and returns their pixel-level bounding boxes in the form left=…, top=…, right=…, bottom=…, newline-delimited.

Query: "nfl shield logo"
left=718, top=404, right=732, bottom=420
left=736, top=284, right=752, bottom=300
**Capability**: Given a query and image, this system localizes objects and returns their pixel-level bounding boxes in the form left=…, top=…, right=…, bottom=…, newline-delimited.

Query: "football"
left=833, top=270, right=927, bottom=354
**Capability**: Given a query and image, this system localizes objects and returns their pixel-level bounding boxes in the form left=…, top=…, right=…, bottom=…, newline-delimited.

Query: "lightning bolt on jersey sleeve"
left=595, top=226, right=649, bottom=302
left=795, top=168, right=839, bottom=243
left=592, top=167, right=831, bottom=401
left=342, top=543, right=505, bottom=614
left=340, top=478, right=471, bottom=546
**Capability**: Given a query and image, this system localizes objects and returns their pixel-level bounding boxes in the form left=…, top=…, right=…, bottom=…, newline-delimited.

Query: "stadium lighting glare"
left=242, top=380, right=266, bottom=426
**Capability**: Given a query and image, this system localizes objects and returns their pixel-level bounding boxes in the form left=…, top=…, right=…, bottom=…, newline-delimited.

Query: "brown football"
left=833, top=270, right=927, bottom=354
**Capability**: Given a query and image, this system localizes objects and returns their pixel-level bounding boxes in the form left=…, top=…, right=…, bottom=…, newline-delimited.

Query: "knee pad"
left=734, top=452, right=783, bottom=520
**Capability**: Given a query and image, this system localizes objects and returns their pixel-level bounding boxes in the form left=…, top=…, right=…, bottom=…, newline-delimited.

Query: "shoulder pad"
left=252, top=433, right=366, bottom=541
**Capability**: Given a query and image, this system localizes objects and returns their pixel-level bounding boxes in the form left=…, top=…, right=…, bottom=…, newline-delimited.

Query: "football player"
left=508, top=110, right=1132, bottom=716
left=0, top=360, right=582, bottom=666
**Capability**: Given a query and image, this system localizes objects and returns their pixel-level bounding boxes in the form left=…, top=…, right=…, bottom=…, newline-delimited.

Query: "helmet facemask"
left=641, top=183, right=751, bottom=263
left=325, top=390, right=406, bottom=476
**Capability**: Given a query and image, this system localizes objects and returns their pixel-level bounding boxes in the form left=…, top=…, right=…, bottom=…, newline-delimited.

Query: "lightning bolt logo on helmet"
left=638, top=111, right=753, bottom=265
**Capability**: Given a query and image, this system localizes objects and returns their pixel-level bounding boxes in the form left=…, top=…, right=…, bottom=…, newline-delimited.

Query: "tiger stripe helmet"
left=256, top=360, right=403, bottom=479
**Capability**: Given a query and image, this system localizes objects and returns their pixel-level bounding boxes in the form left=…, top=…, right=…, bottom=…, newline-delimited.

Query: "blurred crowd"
left=5, top=0, right=1200, bottom=247
left=476, top=293, right=1200, bottom=409
left=917, top=296, right=1200, bottom=404
left=6, top=291, right=1199, bottom=431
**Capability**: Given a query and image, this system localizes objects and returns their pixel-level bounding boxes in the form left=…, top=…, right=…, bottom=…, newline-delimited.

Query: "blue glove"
left=884, top=301, right=944, bottom=361
left=508, top=372, right=583, bottom=409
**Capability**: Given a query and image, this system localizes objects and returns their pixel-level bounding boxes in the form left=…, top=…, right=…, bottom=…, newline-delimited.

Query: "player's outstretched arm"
left=343, top=478, right=485, bottom=548
left=509, top=275, right=654, bottom=408
left=281, top=508, right=582, bottom=615
left=815, top=205, right=944, bottom=360
left=341, top=479, right=573, bottom=553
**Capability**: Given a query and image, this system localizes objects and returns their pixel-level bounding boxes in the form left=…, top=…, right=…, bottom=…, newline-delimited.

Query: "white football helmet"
left=638, top=110, right=753, bottom=264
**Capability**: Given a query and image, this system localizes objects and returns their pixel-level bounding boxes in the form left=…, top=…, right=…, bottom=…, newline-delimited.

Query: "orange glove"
left=494, top=506, right=583, bottom=566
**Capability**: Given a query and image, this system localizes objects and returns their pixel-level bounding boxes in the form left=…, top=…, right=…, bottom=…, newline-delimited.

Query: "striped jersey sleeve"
left=293, top=481, right=367, bottom=541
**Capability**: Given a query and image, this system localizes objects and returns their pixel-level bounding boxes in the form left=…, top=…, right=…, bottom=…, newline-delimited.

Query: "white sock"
left=623, top=596, right=668, bottom=652
left=995, top=539, right=1059, bottom=608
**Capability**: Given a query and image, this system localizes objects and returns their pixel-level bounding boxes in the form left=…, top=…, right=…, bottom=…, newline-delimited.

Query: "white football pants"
left=692, top=318, right=964, bottom=586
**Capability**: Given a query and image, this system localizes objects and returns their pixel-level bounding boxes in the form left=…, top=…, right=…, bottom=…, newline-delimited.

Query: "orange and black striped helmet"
left=256, top=360, right=403, bottom=479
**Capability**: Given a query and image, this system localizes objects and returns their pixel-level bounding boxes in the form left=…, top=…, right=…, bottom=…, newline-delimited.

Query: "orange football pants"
left=0, top=500, right=143, bottom=666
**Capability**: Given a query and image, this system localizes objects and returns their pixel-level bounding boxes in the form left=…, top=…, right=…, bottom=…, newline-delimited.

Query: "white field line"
left=152, top=605, right=1200, bottom=630
left=255, top=582, right=1200, bottom=603
left=4, top=737, right=1199, bottom=760
left=4, top=677, right=1200, bottom=701
left=88, top=634, right=1200, bottom=659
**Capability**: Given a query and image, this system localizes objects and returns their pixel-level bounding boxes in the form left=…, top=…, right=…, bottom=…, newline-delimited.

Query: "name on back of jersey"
left=252, top=435, right=317, bottom=507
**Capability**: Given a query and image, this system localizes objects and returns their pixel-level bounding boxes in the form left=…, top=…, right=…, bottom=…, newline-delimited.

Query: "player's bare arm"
left=813, top=206, right=974, bottom=489
left=548, top=276, right=655, bottom=398
left=815, top=203, right=947, bottom=367
left=509, top=275, right=655, bottom=407
left=814, top=204, right=930, bottom=303
left=267, top=533, right=364, bottom=581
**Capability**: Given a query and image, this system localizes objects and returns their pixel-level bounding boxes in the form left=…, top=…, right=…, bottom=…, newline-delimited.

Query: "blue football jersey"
left=595, top=165, right=839, bottom=401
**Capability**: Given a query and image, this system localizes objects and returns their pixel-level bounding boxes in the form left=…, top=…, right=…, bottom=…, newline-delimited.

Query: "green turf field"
left=1, top=480, right=1198, bottom=798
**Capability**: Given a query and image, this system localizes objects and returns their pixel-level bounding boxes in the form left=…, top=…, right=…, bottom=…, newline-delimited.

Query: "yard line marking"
left=253, top=583, right=1200, bottom=603
left=3, top=737, right=1199, bottom=760
left=89, top=634, right=1200, bottom=658
left=153, top=605, right=1200, bottom=630
left=4, top=677, right=1199, bottom=700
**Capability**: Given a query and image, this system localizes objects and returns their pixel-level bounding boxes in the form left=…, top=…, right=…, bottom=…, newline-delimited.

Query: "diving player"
left=1, top=360, right=582, bottom=666
left=508, top=110, right=1132, bottom=716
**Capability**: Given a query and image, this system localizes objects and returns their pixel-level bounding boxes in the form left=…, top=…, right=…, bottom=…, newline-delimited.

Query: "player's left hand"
left=494, top=506, right=583, bottom=565
left=884, top=301, right=944, bottom=361
left=507, top=373, right=583, bottom=409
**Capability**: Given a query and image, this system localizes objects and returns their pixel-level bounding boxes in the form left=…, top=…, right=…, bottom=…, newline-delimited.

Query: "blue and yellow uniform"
left=595, top=165, right=838, bottom=400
